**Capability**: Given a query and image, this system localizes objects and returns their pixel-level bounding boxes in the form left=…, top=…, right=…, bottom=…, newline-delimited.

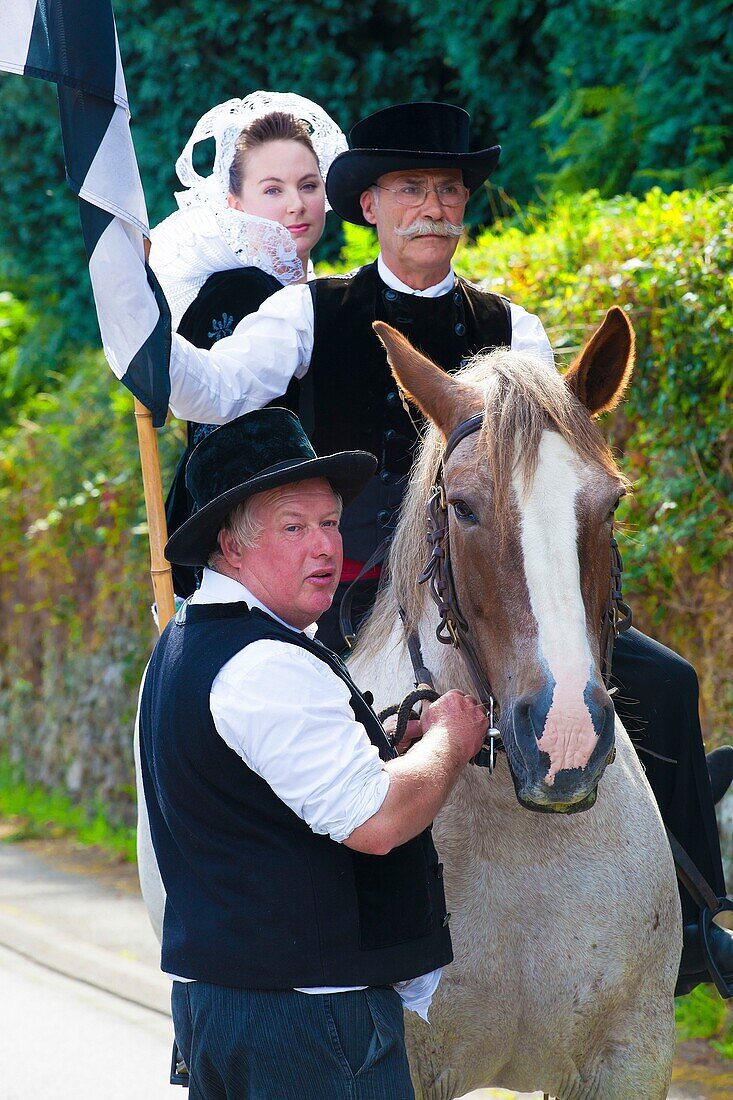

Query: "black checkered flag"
left=0, top=0, right=171, bottom=427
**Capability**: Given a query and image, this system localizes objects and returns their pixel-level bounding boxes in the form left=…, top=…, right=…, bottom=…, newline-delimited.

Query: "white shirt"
left=169, top=255, right=554, bottom=424
left=136, top=569, right=440, bottom=1018
left=199, top=569, right=389, bottom=842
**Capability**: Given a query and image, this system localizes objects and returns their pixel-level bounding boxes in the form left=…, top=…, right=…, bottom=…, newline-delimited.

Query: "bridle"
left=401, top=412, right=632, bottom=768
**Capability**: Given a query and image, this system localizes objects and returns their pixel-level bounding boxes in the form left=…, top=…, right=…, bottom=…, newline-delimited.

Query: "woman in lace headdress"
left=151, top=92, right=346, bottom=595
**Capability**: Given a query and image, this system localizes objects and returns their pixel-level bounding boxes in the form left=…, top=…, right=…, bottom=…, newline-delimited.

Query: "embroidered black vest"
left=138, top=602, right=452, bottom=988
left=308, top=261, right=511, bottom=559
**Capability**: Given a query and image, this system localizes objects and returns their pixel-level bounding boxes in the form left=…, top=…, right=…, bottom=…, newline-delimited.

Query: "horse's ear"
left=372, top=321, right=470, bottom=437
left=564, top=306, right=635, bottom=416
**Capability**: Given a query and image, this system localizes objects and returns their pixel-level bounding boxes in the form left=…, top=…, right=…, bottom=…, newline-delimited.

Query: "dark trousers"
left=171, top=982, right=414, bottom=1100
left=610, top=627, right=725, bottom=920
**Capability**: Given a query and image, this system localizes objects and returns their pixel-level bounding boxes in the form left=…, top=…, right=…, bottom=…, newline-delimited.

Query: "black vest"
left=166, top=267, right=298, bottom=596
left=138, top=602, right=452, bottom=988
left=308, top=262, right=512, bottom=559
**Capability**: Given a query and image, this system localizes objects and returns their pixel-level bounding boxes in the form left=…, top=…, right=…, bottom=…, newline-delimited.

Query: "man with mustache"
left=165, top=101, right=733, bottom=997
left=168, top=103, right=550, bottom=642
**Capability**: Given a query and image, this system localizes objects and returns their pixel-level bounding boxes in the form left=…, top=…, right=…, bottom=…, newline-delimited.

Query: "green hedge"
left=0, top=0, right=730, bottom=356
left=0, top=186, right=730, bottom=825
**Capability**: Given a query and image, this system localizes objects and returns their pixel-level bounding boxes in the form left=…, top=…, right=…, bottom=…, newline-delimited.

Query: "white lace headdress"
left=150, top=91, right=347, bottom=328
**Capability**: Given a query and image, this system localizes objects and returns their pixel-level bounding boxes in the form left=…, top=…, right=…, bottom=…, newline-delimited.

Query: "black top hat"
left=326, top=102, right=501, bottom=227
left=165, top=408, right=377, bottom=567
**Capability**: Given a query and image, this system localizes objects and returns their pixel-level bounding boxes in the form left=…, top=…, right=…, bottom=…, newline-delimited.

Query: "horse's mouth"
left=503, top=735, right=607, bottom=815
left=516, top=786, right=598, bottom=815
left=503, top=688, right=615, bottom=814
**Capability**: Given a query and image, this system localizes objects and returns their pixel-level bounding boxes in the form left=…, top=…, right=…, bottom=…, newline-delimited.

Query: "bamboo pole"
left=134, top=397, right=175, bottom=632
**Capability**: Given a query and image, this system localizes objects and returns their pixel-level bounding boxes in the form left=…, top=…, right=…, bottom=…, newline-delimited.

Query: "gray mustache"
left=394, top=218, right=464, bottom=240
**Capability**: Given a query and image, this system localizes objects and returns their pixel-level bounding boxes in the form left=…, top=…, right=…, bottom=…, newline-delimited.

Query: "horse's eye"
left=452, top=500, right=477, bottom=524
left=608, top=493, right=625, bottom=521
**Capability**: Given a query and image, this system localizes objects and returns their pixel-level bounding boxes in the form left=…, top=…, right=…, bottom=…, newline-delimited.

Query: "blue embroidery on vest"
left=208, top=313, right=234, bottom=341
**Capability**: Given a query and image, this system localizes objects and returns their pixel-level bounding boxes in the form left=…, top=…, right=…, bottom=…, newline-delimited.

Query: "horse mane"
left=358, top=346, right=629, bottom=652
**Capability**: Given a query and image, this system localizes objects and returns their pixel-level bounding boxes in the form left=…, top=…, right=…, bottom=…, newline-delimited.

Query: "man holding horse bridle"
left=137, top=407, right=488, bottom=1097
left=164, top=101, right=733, bottom=995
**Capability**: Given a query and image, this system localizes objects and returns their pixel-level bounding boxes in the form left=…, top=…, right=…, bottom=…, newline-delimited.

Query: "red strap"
left=340, top=558, right=383, bottom=583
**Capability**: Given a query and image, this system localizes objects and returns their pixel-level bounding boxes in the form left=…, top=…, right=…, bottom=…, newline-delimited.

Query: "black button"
left=436, top=862, right=444, bottom=879
left=385, top=390, right=399, bottom=404
left=377, top=509, right=391, bottom=524
left=380, top=469, right=391, bottom=482
left=362, top=690, right=374, bottom=707
left=454, top=322, right=466, bottom=336
left=385, top=428, right=397, bottom=441
left=453, top=292, right=462, bottom=305
left=384, top=289, right=398, bottom=301
left=442, top=912, right=452, bottom=927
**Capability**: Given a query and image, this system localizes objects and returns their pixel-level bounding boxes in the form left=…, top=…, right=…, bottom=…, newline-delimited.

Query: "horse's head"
left=374, top=308, right=634, bottom=813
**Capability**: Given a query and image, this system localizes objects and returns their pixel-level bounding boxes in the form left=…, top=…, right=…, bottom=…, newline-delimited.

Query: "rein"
left=398, top=413, right=632, bottom=769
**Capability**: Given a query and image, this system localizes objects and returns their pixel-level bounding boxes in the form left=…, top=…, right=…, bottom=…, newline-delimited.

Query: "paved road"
left=0, top=943, right=173, bottom=1099
left=0, top=836, right=728, bottom=1099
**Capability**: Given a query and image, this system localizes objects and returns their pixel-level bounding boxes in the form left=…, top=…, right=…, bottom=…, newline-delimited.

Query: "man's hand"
left=420, top=690, right=487, bottom=763
left=382, top=713, right=423, bottom=755
left=345, top=690, right=488, bottom=855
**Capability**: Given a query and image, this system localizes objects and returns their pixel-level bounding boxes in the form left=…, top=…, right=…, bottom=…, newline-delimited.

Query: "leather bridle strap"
left=417, top=414, right=498, bottom=712
left=417, top=412, right=632, bottom=714
left=443, top=412, right=484, bottom=463
left=600, top=534, right=633, bottom=687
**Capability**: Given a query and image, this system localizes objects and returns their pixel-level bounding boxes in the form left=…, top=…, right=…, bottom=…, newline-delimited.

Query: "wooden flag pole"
left=134, top=397, right=175, bottom=633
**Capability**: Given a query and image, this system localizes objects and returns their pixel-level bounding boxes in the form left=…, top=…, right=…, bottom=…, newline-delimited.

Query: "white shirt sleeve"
left=209, top=640, right=390, bottom=843
left=509, top=302, right=555, bottom=366
left=168, top=282, right=315, bottom=423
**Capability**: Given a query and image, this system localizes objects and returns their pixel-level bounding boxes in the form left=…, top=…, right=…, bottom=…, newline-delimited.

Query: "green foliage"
left=534, top=86, right=645, bottom=199
left=0, top=287, right=69, bottom=419
left=0, top=346, right=180, bottom=630
left=536, top=1, right=733, bottom=194
left=0, top=0, right=730, bottom=358
left=675, top=984, right=725, bottom=1041
left=0, top=756, right=136, bottom=861
left=330, top=223, right=378, bottom=272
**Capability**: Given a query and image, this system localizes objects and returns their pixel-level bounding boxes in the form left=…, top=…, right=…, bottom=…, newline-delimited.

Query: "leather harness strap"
left=667, top=826, right=733, bottom=998
left=339, top=539, right=389, bottom=649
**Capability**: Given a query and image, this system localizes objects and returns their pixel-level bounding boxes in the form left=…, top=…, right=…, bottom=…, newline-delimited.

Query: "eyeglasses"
left=373, top=182, right=470, bottom=208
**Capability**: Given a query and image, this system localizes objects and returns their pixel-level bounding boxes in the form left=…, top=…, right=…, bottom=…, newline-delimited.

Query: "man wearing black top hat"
left=164, top=101, right=733, bottom=995
left=136, top=407, right=488, bottom=1098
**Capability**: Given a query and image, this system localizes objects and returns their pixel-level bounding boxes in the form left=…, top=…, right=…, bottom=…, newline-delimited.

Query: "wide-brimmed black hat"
left=165, top=408, right=377, bottom=567
left=326, top=102, right=501, bottom=227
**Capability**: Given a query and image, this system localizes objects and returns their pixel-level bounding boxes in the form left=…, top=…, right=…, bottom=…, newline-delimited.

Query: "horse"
left=348, top=308, right=681, bottom=1100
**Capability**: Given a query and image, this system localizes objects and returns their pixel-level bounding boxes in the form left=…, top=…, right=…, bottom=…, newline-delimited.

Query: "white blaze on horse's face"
left=513, top=430, right=606, bottom=787
left=372, top=306, right=635, bottom=814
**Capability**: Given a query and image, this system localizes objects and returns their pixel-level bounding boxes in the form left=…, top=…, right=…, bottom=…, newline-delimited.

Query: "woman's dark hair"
left=229, top=112, right=318, bottom=197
